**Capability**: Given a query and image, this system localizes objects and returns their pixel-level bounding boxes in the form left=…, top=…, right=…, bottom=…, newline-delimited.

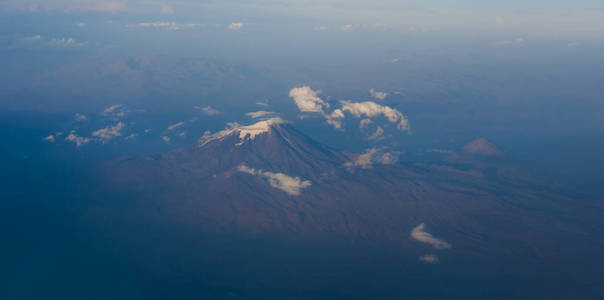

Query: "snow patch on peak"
left=197, top=117, right=285, bottom=147
left=237, top=118, right=284, bottom=140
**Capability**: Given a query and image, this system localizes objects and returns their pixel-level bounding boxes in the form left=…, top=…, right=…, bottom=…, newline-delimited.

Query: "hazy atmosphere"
left=2, top=1, right=604, bottom=299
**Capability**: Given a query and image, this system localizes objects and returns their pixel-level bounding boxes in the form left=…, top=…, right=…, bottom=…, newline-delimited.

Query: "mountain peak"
left=461, top=138, right=503, bottom=156
left=197, top=117, right=285, bottom=147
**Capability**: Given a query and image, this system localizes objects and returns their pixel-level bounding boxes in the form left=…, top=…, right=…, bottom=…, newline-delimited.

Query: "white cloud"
left=325, top=109, right=345, bottom=129
left=43, top=135, right=55, bottom=143
left=196, top=106, right=221, bottom=116
left=23, top=35, right=42, bottom=41
left=125, top=133, right=138, bottom=140
left=289, top=86, right=409, bottom=132
left=345, top=147, right=400, bottom=169
left=20, top=35, right=85, bottom=48
left=76, top=23, right=86, bottom=28
left=313, top=26, right=327, bottom=31
left=340, top=101, right=409, bottom=131
left=167, top=121, right=185, bottom=131
left=101, top=104, right=139, bottom=119
left=74, top=113, right=88, bottom=122
left=427, top=149, right=452, bottom=154
left=65, top=131, right=90, bottom=147
left=161, top=136, right=171, bottom=143
left=411, top=223, right=451, bottom=250
left=129, top=21, right=203, bottom=31
left=339, top=24, right=353, bottom=32
left=359, top=118, right=372, bottom=129
left=92, top=122, right=125, bottom=143
left=101, top=104, right=127, bottom=118
left=246, top=111, right=276, bottom=118
left=368, top=126, right=384, bottom=140
left=48, top=37, right=85, bottom=48
left=289, top=86, right=329, bottom=113
left=237, top=165, right=312, bottom=196
left=256, top=100, right=269, bottom=107
left=228, top=22, right=244, bottom=30
left=369, top=89, right=388, bottom=100
left=419, top=254, right=439, bottom=264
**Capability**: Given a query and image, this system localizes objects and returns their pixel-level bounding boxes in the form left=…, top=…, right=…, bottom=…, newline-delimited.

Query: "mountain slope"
left=101, top=120, right=602, bottom=264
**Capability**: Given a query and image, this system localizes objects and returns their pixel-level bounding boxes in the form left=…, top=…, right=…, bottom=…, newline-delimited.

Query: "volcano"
left=104, top=119, right=600, bottom=262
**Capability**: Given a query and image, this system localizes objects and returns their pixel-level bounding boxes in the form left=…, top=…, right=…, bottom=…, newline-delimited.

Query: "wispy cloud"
left=125, top=133, right=138, bottom=140
left=161, top=136, right=171, bottom=143
left=19, top=35, right=85, bottom=48
left=228, top=22, right=244, bottom=30
left=411, top=223, right=451, bottom=250
left=128, top=21, right=201, bottom=31
left=196, top=106, right=221, bottom=116
left=246, top=111, right=276, bottom=119
left=43, top=135, right=55, bottom=143
left=419, top=254, right=439, bottom=264
left=74, top=113, right=88, bottom=122
left=256, top=100, right=270, bottom=107
left=167, top=121, right=185, bottom=131
left=237, top=165, right=311, bottom=196
left=339, top=24, right=353, bottom=32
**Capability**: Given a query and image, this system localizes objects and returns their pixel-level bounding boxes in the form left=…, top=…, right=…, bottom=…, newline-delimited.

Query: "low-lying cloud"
left=92, top=122, right=125, bottom=143
left=288, top=86, right=409, bottom=132
left=228, top=22, right=244, bottom=30
left=369, top=89, right=388, bottom=100
left=289, top=86, right=330, bottom=113
left=196, top=106, right=221, bottom=116
left=340, top=101, right=408, bottom=131
left=167, top=121, right=185, bottom=131
left=65, top=131, right=90, bottom=147
left=345, top=147, right=400, bottom=169
left=246, top=111, right=277, bottom=119
left=419, top=254, right=439, bottom=264
left=411, top=223, right=452, bottom=250
left=238, top=165, right=311, bottom=196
